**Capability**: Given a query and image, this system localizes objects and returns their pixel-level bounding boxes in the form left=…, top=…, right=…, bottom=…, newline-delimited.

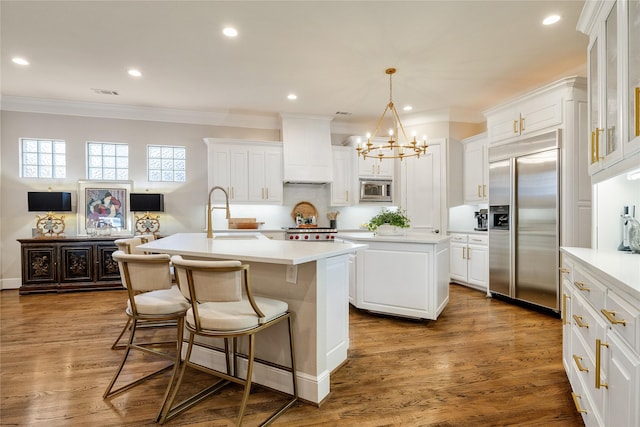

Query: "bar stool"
left=104, top=250, right=189, bottom=420
left=158, top=256, right=298, bottom=426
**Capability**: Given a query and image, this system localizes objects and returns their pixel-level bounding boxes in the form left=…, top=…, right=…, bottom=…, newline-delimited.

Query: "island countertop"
left=336, top=231, right=451, bottom=244
left=138, top=232, right=366, bottom=265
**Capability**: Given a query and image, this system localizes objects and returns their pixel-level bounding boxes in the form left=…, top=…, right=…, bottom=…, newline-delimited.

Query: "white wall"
left=594, top=172, right=640, bottom=250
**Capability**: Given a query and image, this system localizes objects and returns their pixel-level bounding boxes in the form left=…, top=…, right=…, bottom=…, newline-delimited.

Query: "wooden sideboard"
left=17, top=236, right=123, bottom=294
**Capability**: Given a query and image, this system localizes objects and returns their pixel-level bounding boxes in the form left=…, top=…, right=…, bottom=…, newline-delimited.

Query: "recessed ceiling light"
left=403, top=105, right=413, bottom=112
left=223, top=27, right=238, bottom=38
left=128, top=69, right=142, bottom=77
left=12, top=57, right=29, bottom=66
left=287, top=94, right=297, bottom=100
left=543, top=15, right=561, bottom=25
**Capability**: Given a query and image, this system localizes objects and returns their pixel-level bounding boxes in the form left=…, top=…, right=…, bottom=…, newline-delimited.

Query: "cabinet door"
left=96, top=243, right=120, bottom=282
left=588, top=36, right=603, bottom=175
left=626, top=0, right=640, bottom=154
left=403, top=144, right=441, bottom=231
left=21, top=245, right=57, bottom=286
left=487, top=107, right=520, bottom=143
left=229, top=148, right=249, bottom=201
left=463, top=141, right=486, bottom=203
left=210, top=146, right=232, bottom=201
left=449, top=242, right=467, bottom=282
left=263, top=149, right=283, bottom=202
left=248, top=150, right=267, bottom=202
left=467, top=244, right=488, bottom=289
left=519, top=92, right=563, bottom=137
left=331, top=147, right=352, bottom=206
left=602, top=2, right=622, bottom=167
left=605, top=332, right=640, bottom=427
left=60, top=244, right=93, bottom=282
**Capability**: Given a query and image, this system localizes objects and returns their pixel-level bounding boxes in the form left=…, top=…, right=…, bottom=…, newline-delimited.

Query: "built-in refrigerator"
left=488, top=131, right=560, bottom=312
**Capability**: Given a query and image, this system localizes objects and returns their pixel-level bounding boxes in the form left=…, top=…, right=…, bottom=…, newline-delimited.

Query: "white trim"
left=1, top=278, right=22, bottom=290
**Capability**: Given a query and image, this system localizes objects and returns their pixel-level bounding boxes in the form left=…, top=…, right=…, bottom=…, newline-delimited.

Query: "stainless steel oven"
left=359, top=179, right=392, bottom=203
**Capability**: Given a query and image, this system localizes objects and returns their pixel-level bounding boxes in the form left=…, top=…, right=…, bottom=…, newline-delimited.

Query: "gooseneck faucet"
left=207, top=186, right=231, bottom=238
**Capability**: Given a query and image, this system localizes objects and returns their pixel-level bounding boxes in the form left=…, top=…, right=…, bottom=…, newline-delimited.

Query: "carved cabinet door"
left=60, top=244, right=94, bottom=282
left=21, top=245, right=57, bottom=285
left=96, top=243, right=120, bottom=282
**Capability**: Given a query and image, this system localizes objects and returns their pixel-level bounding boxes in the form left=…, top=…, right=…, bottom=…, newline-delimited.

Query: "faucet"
left=207, top=186, right=231, bottom=238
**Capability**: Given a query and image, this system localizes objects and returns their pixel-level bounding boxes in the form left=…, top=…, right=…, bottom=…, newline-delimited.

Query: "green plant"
left=368, top=208, right=410, bottom=232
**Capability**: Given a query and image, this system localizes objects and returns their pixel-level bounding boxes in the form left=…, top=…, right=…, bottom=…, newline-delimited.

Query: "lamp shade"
left=27, top=192, right=72, bottom=212
left=130, top=193, right=164, bottom=212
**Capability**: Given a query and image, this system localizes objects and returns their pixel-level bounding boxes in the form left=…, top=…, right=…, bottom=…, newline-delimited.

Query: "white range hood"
left=280, top=113, right=334, bottom=184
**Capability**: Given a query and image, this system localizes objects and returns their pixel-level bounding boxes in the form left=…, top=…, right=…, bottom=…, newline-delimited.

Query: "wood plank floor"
left=0, top=284, right=584, bottom=427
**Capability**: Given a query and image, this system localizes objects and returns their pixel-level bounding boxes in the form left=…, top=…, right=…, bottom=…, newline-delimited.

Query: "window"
left=21, top=138, right=66, bottom=178
left=87, top=142, right=129, bottom=180
left=148, top=145, right=186, bottom=182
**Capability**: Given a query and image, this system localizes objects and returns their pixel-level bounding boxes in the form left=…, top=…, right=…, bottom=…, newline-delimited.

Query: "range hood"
left=280, top=113, right=334, bottom=184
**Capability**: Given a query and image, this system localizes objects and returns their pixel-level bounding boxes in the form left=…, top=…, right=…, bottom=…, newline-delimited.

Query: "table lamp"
left=28, top=191, right=73, bottom=236
left=130, top=193, right=164, bottom=236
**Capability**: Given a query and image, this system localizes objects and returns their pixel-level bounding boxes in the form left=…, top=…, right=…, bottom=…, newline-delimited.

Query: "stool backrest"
left=112, top=250, right=172, bottom=292
left=114, top=235, right=157, bottom=254
left=170, top=256, right=243, bottom=302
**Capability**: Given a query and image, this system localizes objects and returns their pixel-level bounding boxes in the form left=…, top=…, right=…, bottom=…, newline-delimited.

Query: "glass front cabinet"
left=580, top=0, right=640, bottom=177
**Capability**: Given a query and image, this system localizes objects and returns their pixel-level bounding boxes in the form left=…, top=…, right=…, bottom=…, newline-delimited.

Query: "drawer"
left=571, top=290, right=607, bottom=355
left=467, top=234, right=488, bottom=245
left=449, top=234, right=468, bottom=243
left=573, top=265, right=606, bottom=310
left=570, top=328, right=606, bottom=419
left=570, top=369, right=603, bottom=427
left=603, top=290, right=640, bottom=352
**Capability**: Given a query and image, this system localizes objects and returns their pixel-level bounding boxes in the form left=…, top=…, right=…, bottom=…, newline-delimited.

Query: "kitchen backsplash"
left=449, top=204, right=488, bottom=232
left=208, top=184, right=382, bottom=230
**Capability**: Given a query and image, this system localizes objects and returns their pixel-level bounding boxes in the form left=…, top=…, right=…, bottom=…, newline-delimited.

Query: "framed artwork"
left=77, top=180, right=133, bottom=235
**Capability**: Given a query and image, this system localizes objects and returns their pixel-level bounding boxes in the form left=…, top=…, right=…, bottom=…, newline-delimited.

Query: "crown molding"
left=0, top=96, right=281, bottom=130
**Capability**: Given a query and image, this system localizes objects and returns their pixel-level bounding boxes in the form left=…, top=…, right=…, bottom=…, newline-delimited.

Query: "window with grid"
left=87, top=142, right=129, bottom=180
left=21, top=138, right=67, bottom=178
left=148, top=145, right=186, bottom=182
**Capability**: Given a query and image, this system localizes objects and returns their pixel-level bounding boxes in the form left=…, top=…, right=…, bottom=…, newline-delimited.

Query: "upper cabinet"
left=578, top=0, right=640, bottom=179
left=462, top=132, right=488, bottom=204
left=330, top=146, right=354, bottom=206
left=203, top=138, right=283, bottom=204
left=280, top=114, right=333, bottom=183
left=347, top=136, right=395, bottom=178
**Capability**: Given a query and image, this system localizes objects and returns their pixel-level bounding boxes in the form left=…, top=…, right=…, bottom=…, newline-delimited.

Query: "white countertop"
left=138, top=232, right=366, bottom=265
left=336, top=231, right=451, bottom=244
left=448, top=229, right=488, bottom=235
left=561, top=247, right=640, bottom=300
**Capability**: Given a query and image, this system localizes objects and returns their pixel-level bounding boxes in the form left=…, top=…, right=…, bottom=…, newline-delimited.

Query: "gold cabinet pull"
left=595, top=128, right=603, bottom=160
left=346, top=190, right=349, bottom=202
left=635, top=87, right=640, bottom=137
left=574, top=281, right=590, bottom=292
left=601, top=309, right=627, bottom=326
left=562, top=294, right=570, bottom=325
left=513, top=119, right=519, bottom=134
left=462, top=247, right=466, bottom=259
left=520, top=116, right=525, bottom=132
left=482, top=184, right=487, bottom=198
left=590, top=130, right=596, bottom=164
left=573, top=354, right=589, bottom=372
left=559, top=267, right=570, bottom=274
left=571, top=392, right=588, bottom=414
left=467, top=247, right=471, bottom=260
left=596, top=339, right=609, bottom=389
left=573, top=314, right=589, bottom=328
left=477, top=185, right=482, bottom=198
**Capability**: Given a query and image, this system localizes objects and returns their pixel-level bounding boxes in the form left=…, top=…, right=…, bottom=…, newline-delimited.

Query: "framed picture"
left=77, top=180, right=133, bottom=235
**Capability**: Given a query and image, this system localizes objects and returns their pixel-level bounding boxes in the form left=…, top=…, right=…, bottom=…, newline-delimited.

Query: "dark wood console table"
left=17, top=236, right=124, bottom=295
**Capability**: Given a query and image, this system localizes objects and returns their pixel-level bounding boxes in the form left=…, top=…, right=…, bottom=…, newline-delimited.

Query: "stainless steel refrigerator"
left=488, top=131, right=560, bottom=312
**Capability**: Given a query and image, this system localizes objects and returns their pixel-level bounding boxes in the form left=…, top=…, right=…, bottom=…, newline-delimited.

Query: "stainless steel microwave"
left=359, top=179, right=392, bottom=202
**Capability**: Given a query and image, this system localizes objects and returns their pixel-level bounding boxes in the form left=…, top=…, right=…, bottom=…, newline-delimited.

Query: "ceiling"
left=0, top=1, right=588, bottom=130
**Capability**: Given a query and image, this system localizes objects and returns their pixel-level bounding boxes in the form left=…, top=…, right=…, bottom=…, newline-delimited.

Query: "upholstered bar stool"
left=104, top=250, right=189, bottom=418
left=158, top=256, right=298, bottom=426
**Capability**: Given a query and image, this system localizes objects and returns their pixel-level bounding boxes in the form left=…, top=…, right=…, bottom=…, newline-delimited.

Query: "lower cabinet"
left=449, top=233, right=488, bottom=292
left=18, top=237, right=122, bottom=294
left=561, top=251, right=640, bottom=427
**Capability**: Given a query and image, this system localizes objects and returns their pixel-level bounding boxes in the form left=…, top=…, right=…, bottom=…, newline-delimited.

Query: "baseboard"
left=1, top=278, right=21, bottom=290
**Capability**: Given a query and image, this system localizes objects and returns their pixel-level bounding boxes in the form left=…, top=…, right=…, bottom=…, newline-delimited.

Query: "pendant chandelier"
left=356, top=68, right=428, bottom=161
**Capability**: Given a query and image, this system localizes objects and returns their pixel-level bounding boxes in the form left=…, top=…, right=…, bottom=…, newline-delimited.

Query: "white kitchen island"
left=337, top=231, right=451, bottom=320
left=138, top=232, right=366, bottom=405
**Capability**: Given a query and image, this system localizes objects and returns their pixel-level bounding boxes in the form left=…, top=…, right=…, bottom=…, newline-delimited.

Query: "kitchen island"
left=138, top=232, right=366, bottom=404
left=336, top=231, right=451, bottom=320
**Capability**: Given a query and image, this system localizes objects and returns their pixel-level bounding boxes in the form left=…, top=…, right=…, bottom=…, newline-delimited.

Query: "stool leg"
left=158, top=331, right=195, bottom=424
left=237, top=334, right=255, bottom=426
left=103, top=317, right=137, bottom=398
left=155, top=316, right=185, bottom=422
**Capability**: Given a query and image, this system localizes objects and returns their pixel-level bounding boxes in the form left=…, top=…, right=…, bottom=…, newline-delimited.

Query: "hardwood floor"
left=0, top=284, right=584, bottom=427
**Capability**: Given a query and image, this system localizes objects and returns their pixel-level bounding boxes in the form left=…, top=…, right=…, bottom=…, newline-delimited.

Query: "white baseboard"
left=1, top=278, right=21, bottom=290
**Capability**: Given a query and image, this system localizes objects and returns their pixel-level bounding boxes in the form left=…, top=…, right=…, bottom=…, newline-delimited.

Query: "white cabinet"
left=204, top=138, right=283, bottom=204
left=330, top=146, right=353, bottom=206
left=561, top=249, right=640, bottom=427
left=449, top=233, right=488, bottom=292
left=400, top=142, right=443, bottom=231
left=578, top=0, right=640, bottom=179
left=486, top=90, right=563, bottom=144
left=348, top=136, right=395, bottom=178
left=462, top=133, right=488, bottom=203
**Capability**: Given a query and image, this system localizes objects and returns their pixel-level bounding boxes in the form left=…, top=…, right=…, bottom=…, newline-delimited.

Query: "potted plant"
left=368, top=208, right=410, bottom=235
